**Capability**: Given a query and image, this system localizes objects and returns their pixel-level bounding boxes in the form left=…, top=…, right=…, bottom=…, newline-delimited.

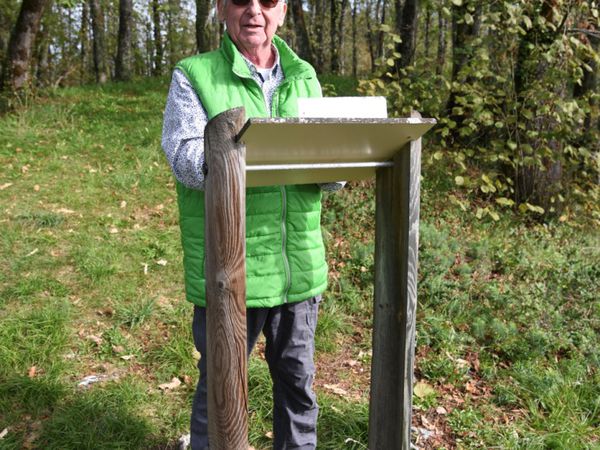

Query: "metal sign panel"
left=237, top=117, right=436, bottom=187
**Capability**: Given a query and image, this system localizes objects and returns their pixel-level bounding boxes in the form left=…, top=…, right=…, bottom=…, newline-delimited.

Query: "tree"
left=394, top=0, right=418, bottom=70
left=312, top=0, right=326, bottom=72
left=351, top=0, right=357, bottom=76
left=330, top=0, right=340, bottom=72
left=1, top=0, right=50, bottom=92
left=196, top=0, right=210, bottom=52
left=152, top=0, right=163, bottom=75
left=445, top=0, right=481, bottom=124
left=289, top=0, right=313, bottom=64
left=115, top=0, right=133, bottom=81
left=436, top=4, right=446, bottom=76
left=337, top=0, right=349, bottom=73
left=89, top=0, right=108, bottom=83
left=79, top=0, right=89, bottom=82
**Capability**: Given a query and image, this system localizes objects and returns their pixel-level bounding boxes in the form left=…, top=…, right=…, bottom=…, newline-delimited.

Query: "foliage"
left=360, top=0, right=600, bottom=224
left=0, top=71, right=598, bottom=449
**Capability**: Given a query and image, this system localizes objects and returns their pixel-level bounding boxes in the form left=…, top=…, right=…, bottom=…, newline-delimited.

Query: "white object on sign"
left=297, top=96, right=388, bottom=119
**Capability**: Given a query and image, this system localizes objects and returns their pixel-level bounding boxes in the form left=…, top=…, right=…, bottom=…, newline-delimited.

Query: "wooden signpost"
left=204, top=106, right=435, bottom=450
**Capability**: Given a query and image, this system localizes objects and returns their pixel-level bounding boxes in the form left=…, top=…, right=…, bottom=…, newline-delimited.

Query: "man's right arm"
left=161, top=69, right=209, bottom=190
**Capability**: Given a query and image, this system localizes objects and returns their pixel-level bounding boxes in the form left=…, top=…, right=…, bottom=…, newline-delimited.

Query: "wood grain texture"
left=369, top=111, right=422, bottom=450
left=204, top=107, right=249, bottom=450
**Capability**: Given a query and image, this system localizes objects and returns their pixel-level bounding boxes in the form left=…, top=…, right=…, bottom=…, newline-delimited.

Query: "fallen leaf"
left=323, top=383, right=348, bottom=396
left=120, top=200, right=127, bottom=208
left=435, top=406, right=448, bottom=415
left=28, top=366, right=37, bottom=378
left=33, top=185, right=40, bottom=191
left=414, top=381, right=436, bottom=398
left=455, top=358, right=469, bottom=368
left=120, top=355, right=135, bottom=361
left=112, top=345, right=125, bottom=354
left=87, top=335, right=103, bottom=346
left=21, top=165, right=29, bottom=173
left=22, top=430, right=40, bottom=449
left=420, top=415, right=435, bottom=430
left=97, top=307, right=115, bottom=317
left=109, top=227, right=119, bottom=234
left=0, top=183, right=12, bottom=190
left=183, top=375, right=193, bottom=385
left=156, top=259, right=168, bottom=266
left=265, top=431, right=274, bottom=439
left=0, top=427, right=8, bottom=439
left=25, top=248, right=39, bottom=257
left=465, top=380, right=479, bottom=394
left=159, top=377, right=182, bottom=391
left=78, top=375, right=100, bottom=388
left=467, top=351, right=481, bottom=372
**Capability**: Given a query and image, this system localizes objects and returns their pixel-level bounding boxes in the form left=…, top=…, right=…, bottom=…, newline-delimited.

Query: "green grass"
left=1, top=77, right=598, bottom=449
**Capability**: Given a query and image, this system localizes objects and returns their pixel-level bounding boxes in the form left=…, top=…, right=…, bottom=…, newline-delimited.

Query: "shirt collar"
left=241, top=45, right=280, bottom=82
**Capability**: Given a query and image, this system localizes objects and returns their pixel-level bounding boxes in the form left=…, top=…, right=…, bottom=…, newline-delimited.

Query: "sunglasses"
left=230, top=0, right=280, bottom=8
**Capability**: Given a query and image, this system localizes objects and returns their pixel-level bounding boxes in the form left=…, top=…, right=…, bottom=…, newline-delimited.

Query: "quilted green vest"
left=174, top=33, right=327, bottom=308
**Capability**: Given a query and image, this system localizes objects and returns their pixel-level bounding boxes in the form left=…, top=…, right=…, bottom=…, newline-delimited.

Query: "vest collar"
left=221, top=32, right=315, bottom=81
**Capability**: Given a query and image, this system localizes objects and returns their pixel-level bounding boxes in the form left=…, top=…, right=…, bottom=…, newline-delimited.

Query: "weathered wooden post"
left=203, top=109, right=434, bottom=449
left=369, top=112, right=422, bottom=450
left=204, top=107, right=249, bottom=450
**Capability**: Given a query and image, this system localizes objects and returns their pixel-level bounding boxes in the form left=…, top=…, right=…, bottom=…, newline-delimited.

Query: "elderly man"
left=162, top=0, right=342, bottom=448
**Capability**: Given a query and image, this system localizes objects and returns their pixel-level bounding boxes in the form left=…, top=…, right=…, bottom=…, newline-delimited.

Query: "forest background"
left=0, top=0, right=599, bottom=449
left=2, top=0, right=600, bottom=219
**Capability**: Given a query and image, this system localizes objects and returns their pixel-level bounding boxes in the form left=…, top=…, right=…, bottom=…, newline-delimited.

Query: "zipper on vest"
left=270, top=85, right=291, bottom=302
left=280, top=186, right=291, bottom=302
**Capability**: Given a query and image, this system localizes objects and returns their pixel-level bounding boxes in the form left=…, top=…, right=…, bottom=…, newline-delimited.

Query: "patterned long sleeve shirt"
left=161, top=48, right=344, bottom=192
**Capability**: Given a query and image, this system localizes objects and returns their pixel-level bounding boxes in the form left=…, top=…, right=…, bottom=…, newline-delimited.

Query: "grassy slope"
left=0, top=78, right=598, bottom=450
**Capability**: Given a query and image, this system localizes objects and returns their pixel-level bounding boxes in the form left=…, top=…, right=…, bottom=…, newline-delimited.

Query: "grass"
left=0, top=76, right=598, bottom=449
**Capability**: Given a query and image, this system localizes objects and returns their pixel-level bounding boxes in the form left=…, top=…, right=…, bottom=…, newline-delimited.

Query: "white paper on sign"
left=297, top=96, right=388, bottom=119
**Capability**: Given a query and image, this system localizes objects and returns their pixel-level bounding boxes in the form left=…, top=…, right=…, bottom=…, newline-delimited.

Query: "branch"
left=568, top=28, right=600, bottom=41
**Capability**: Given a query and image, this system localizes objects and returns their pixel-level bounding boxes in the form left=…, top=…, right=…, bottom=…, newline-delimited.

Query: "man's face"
left=218, top=0, right=287, bottom=57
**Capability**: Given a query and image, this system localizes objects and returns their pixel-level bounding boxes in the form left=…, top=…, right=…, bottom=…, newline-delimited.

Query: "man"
left=162, top=0, right=341, bottom=448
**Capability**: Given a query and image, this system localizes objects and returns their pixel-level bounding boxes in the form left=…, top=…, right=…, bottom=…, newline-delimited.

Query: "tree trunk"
left=166, top=0, right=177, bottom=68
left=445, top=1, right=481, bottom=117
left=395, top=0, right=418, bottom=70
left=573, top=32, right=599, bottom=140
left=115, top=0, right=133, bottom=81
left=376, top=0, right=387, bottom=62
left=289, top=0, right=313, bottom=64
left=313, top=0, right=326, bottom=72
left=34, top=18, right=50, bottom=86
left=145, top=20, right=153, bottom=76
left=366, top=0, right=376, bottom=71
left=79, top=1, right=89, bottom=82
left=1, top=0, right=50, bottom=92
left=90, top=0, right=108, bottom=84
left=436, top=6, right=445, bottom=76
left=152, top=0, right=163, bottom=76
left=352, top=0, right=357, bottom=77
left=196, top=0, right=210, bottom=52
left=424, top=5, right=430, bottom=59
left=330, top=0, right=340, bottom=72
left=338, top=0, right=348, bottom=74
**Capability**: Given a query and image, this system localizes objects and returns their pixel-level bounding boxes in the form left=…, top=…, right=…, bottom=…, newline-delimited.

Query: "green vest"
left=174, top=33, right=327, bottom=308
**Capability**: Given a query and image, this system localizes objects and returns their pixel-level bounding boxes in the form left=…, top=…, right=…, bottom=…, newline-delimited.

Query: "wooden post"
left=369, top=113, right=422, bottom=449
left=204, top=107, right=249, bottom=450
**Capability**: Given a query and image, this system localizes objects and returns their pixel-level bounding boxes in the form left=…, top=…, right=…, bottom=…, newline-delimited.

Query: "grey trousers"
left=190, top=296, right=321, bottom=450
